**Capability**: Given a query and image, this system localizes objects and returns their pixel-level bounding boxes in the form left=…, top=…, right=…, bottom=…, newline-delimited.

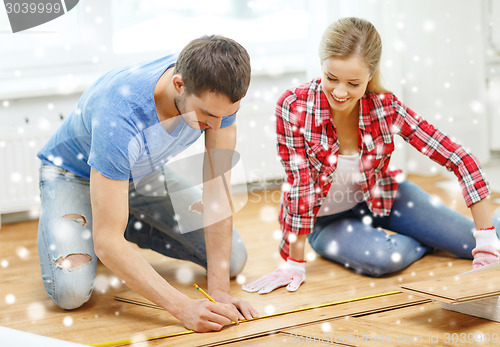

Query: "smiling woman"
left=242, top=16, right=500, bottom=295
left=320, top=56, right=371, bottom=119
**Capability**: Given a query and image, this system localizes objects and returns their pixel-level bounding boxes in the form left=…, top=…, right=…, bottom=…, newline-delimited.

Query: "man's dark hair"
left=174, top=35, right=251, bottom=103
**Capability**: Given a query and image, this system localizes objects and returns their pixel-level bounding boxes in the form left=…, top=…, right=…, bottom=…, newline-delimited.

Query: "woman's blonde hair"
left=318, top=17, right=390, bottom=94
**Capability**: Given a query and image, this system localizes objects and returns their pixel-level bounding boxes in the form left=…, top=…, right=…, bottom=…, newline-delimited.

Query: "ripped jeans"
left=37, top=163, right=248, bottom=310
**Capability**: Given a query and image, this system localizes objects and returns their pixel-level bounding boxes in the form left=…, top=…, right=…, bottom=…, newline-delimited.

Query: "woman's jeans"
left=308, top=180, right=500, bottom=277
left=37, top=164, right=247, bottom=310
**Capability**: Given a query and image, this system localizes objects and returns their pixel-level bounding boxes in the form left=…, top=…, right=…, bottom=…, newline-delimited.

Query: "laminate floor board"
left=114, top=250, right=466, bottom=322
left=282, top=316, right=438, bottom=347
left=121, top=293, right=426, bottom=347
left=207, top=333, right=299, bottom=347
left=360, top=302, right=500, bottom=343
left=356, top=301, right=500, bottom=336
left=282, top=302, right=500, bottom=347
left=400, top=267, right=500, bottom=303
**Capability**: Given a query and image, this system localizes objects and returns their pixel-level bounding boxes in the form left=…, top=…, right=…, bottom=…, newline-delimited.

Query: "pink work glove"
left=242, top=258, right=306, bottom=294
left=472, top=228, right=500, bottom=269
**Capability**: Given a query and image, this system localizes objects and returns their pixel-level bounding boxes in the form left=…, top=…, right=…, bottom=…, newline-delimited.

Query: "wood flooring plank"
left=283, top=316, right=439, bottom=347
left=283, top=302, right=500, bottom=347
left=400, top=268, right=500, bottom=303
left=113, top=293, right=425, bottom=347
left=359, top=302, right=500, bottom=343
left=211, top=332, right=303, bottom=346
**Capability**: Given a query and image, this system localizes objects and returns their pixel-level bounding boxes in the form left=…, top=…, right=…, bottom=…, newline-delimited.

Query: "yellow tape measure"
left=89, top=290, right=402, bottom=347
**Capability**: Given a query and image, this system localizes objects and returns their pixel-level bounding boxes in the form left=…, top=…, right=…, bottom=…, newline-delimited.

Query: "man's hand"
left=242, top=258, right=306, bottom=294
left=209, top=290, right=259, bottom=321
left=176, top=298, right=240, bottom=332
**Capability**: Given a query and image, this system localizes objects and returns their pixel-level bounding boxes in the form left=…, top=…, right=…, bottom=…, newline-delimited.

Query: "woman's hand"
left=242, top=258, right=306, bottom=294
left=472, top=246, right=500, bottom=269
left=472, top=227, right=500, bottom=269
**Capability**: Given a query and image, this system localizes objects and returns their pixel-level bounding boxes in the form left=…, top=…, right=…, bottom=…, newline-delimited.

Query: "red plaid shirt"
left=277, top=78, right=490, bottom=259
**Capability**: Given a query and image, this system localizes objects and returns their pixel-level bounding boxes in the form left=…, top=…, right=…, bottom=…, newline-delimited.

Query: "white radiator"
left=0, top=125, right=53, bottom=228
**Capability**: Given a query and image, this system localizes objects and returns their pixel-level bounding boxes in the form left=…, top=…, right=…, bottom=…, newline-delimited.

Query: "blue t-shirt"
left=37, top=54, right=236, bottom=181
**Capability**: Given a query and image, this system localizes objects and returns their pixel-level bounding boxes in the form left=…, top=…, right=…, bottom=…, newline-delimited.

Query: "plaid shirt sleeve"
left=391, top=96, right=490, bottom=207
left=276, top=90, right=318, bottom=238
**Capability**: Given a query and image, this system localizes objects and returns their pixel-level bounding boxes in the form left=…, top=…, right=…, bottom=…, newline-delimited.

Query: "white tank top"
left=316, top=153, right=364, bottom=216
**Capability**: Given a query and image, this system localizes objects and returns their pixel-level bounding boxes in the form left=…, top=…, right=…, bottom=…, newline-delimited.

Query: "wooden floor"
left=1, top=174, right=500, bottom=346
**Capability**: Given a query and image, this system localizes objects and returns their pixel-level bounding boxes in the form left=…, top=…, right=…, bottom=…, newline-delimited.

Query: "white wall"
left=396, top=0, right=490, bottom=176
left=487, top=0, right=500, bottom=151
left=303, top=0, right=491, bottom=177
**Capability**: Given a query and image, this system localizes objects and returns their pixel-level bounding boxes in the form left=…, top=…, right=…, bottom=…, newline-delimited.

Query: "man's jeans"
left=37, top=163, right=247, bottom=309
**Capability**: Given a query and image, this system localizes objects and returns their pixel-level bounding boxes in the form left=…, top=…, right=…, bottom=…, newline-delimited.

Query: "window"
left=112, top=0, right=310, bottom=73
left=0, top=2, right=97, bottom=73
left=0, top=0, right=310, bottom=98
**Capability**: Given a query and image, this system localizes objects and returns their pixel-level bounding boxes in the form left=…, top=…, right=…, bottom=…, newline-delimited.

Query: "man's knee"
left=52, top=288, right=92, bottom=310
left=51, top=253, right=94, bottom=310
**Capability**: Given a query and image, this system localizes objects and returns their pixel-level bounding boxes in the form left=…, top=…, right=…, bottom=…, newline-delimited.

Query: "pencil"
left=193, top=283, right=217, bottom=303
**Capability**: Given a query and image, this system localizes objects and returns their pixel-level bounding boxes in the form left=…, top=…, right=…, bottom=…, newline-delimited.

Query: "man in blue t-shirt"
left=37, top=35, right=259, bottom=331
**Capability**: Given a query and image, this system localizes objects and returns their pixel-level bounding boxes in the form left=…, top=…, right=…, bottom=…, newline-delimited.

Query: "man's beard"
left=173, top=94, right=185, bottom=116
left=173, top=93, right=201, bottom=129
